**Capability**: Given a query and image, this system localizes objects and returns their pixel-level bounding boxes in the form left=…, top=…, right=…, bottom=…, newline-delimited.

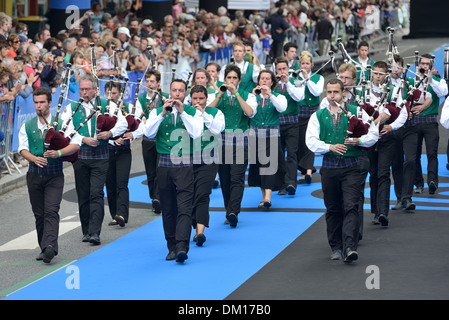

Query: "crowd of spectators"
left=0, top=0, right=410, bottom=176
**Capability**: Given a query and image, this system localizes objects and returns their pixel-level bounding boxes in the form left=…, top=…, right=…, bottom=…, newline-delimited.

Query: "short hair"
left=79, top=74, right=97, bottom=88
left=145, top=69, right=161, bottom=82
left=373, top=61, right=388, bottom=71
left=192, top=68, right=212, bottom=87
left=105, top=80, right=121, bottom=92
left=206, top=62, right=220, bottom=73
left=419, top=53, right=433, bottom=63
left=299, top=50, right=313, bottom=64
left=224, top=64, right=241, bottom=80
left=257, top=70, right=277, bottom=91
left=326, top=78, right=344, bottom=91
left=358, top=41, right=369, bottom=49
left=338, top=63, right=357, bottom=79
left=171, top=78, right=187, bottom=90
left=393, top=54, right=403, bottom=66
left=33, top=87, right=52, bottom=102
left=190, top=84, right=208, bottom=97
left=283, top=42, right=297, bottom=53
left=274, top=56, right=289, bottom=67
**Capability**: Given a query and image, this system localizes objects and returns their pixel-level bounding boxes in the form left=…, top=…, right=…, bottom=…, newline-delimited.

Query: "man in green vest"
left=64, top=75, right=128, bottom=245
left=130, top=69, right=168, bottom=214
left=18, top=87, right=81, bottom=263
left=143, top=79, right=204, bottom=262
left=218, top=42, right=260, bottom=94
left=411, top=53, right=448, bottom=196
left=352, top=41, right=375, bottom=86
left=306, top=79, right=378, bottom=263
left=190, top=85, right=225, bottom=246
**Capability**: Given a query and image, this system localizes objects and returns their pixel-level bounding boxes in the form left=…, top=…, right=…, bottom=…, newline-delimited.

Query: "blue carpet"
left=5, top=210, right=322, bottom=300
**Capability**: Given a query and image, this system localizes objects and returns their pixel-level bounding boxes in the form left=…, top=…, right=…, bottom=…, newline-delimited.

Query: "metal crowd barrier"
left=0, top=101, right=22, bottom=176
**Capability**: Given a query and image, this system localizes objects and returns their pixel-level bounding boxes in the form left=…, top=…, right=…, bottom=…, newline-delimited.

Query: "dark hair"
left=105, top=80, right=121, bottom=92
left=358, top=41, right=369, bottom=49
left=206, top=62, right=221, bottom=73
left=145, top=69, right=161, bottom=82
left=393, top=54, right=403, bottom=66
left=224, top=64, right=241, bottom=80
left=171, top=78, right=187, bottom=90
left=283, top=42, right=297, bottom=53
left=373, top=60, right=388, bottom=71
left=190, top=84, right=208, bottom=97
left=274, top=56, right=289, bottom=67
left=419, top=53, right=433, bottom=63
left=326, top=78, right=344, bottom=91
left=257, top=70, right=277, bottom=91
left=33, top=87, right=52, bottom=102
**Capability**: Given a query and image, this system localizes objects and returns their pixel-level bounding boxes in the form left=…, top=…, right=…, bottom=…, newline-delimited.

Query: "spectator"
left=265, top=7, right=290, bottom=62
left=7, top=34, right=20, bottom=58
left=313, top=12, right=334, bottom=56
left=35, top=28, right=51, bottom=50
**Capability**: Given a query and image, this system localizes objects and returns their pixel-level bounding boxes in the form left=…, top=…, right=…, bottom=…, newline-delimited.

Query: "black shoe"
left=228, top=213, right=238, bottom=227
left=36, top=252, right=44, bottom=261
left=108, top=219, right=118, bottom=226
left=263, top=200, right=271, bottom=209
left=166, top=251, right=176, bottom=260
left=429, top=181, right=437, bottom=195
left=286, top=185, right=296, bottom=195
left=89, top=234, right=101, bottom=245
left=447, top=163, right=449, bottom=171
left=114, top=215, right=125, bottom=227
left=372, top=214, right=380, bottom=224
left=152, top=199, right=161, bottom=214
left=378, top=214, right=389, bottom=226
left=212, top=180, right=219, bottom=189
left=414, top=186, right=423, bottom=194
left=82, top=234, right=90, bottom=242
left=403, top=199, right=416, bottom=211
left=305, top=174, right=312, bottom=184
left=43, top=246, right=55, bottom=264
left=278, top=188, right=287, bottom=195
left=176, top=251, right=188, bottom=263
left=196, top=233, right=206, bottom=246
left=391, top=201, right=404, bottom=210
left=344, top=248, right=358, bottom=263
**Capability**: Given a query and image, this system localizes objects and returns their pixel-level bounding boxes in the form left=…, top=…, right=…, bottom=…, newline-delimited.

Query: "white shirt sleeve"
left=286, top=81, right=305, bottom=102
left=245, top=93, right=259, bottom=118
left=429, top=77, right=448, bottom=98
left=305, top=112, right=330, bottom=154
left=306, top=74, right=324, bottom=97
left=270, top=94, right=288, bottom=113
left=144, top=108, right=164, bottom=139
left=180, top=109, right=204, bottom=139
left=203, top=109, right=225, bottom=135
left=440, top=96, right=449, bottom=129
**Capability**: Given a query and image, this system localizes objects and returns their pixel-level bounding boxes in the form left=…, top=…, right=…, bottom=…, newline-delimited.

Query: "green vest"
left=71, top=98, right=109, bottom=147
left=25, top=116, right=63, bottom=163
left=274, top=79, right=299, bottom=115
left=216, top=89, right=250, bottom=132
left=297, top=73, right=322, bottom=107
left=250, top=92, right=281, bottom=127
left=316, top=105, right=362, bottom=157
left=408, top=76, right=441, bottom=116
left=155, top=104, right=198, bottom=155
left=193, top=107, right=221, bottom=153
left=239, top=61, right=256, bottom=93
left=353, top=57, right=375, bottom=86
left=138, top=92, right=169, bottom=119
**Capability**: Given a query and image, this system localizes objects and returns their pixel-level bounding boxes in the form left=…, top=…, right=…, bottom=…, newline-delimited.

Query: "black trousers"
left=393, top=125, right=418, bottom=202
left=192, top=163, right=218, bottom=228
left=106, top=146, right=132, bottom=222
left=27, top=172, right=64, bottom=254
left=414, top=122, right=439, bottom=188
left=142, top=138, right=160, bottom=201
left=73, top=158, right=109, bottom=236
left=367, top=146, right=378, bottom=215
left=358, top=153, right=369, bottom=238
left=391, top=131, right=404, bottom=202
left=157, top=166, right=194, bottom=253
left=375, top=133, right=397, bottom=216
left=320, top=165, right=362, bottom=253
left=297, top=116, right=316, bottom=174
left=279, top=122, right=299, bottom=188
left=218, top=144, right=248, bottom=218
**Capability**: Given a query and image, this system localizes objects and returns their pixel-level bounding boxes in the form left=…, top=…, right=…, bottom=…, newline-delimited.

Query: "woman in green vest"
left=184, top=68, right=216, bottom=106
left=209, top=64, right=258, bottom=227
left=296, top=50, right=324, bottom=184
left=190, top=85, right=225, bottom=246
left=247, top=70, right=287, bottom=209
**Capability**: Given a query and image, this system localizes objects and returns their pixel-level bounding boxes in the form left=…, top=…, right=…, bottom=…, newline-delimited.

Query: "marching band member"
left=184, top=68, right=216, bottom=106
left=218, top=41, right=260, bottom=94
left=104, top=80, right=138, bottom=227
left=131, top=69, right=169, bottom=214
left=411, top=53, right=448, bottom=195
left=143, top=79, right=203, bottom=263
left=209, top=64, right=257, bottom=227
left=306, top=79, right=378, bottom=263
left=18, top=87, right=81, bottom=263
left=273, top=56, right=305, bottom=196
left=247, top=70, right=287, bottom=208
left=63, top=74, right=127, bottom=245
left=190, top=85, right=225, bottom=246
left=296, top=51, right=324, bottom=184
left=353, top=41, right=376, bottom=86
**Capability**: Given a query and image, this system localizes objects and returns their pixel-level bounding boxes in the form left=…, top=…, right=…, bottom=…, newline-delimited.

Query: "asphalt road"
left=0, top=31, right=448, bottom=300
